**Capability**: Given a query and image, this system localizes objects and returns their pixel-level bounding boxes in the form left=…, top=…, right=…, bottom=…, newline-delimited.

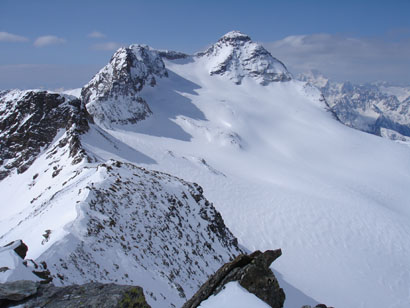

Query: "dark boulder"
left=183, top=249, right=285, bottom=308
left=4, top=240, right=28, bottom=259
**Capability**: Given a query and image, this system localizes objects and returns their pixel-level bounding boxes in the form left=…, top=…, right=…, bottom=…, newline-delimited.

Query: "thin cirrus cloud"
left=34, top=35, right=66, bottom=47
left=265, top=33, right=410, bottom=84
left=88, top=31, right=106, bottom=38
left=0, top=31, right=28, bottom=42
left=92, top=42, right=122, bottom=51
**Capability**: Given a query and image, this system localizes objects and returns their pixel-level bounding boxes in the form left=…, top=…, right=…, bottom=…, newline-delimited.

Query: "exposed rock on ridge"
left=35, top=160, right=242, bottom=307
left=183, top=249, right=285, bottom=308
left=199, top=31, right=291, bottom=85
left=82, top=44, right=168, bottom=127
left=0, top=90, right=89, bottom=180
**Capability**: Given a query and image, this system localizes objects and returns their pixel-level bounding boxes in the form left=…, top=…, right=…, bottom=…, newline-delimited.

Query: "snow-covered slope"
left=0, top=90, right=242, bottom=307
left=198, top=282, right=271, bottom=308
left=2, top=31, right=410, bottom=308
left=85, top=34, right=410, bottom=308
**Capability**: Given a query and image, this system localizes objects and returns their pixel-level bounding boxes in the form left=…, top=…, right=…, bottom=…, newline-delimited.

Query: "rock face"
left=198, top=31, right=291, bottom=85
left=299, top=71, right=410, bottom=141
left=82, top=44, right=168, bottom=127
left=0, top=90, right=89, bottom=180
left=0, top=280, right=151, bottom=308
left=183, top=249, right=285, bottom=308
left=32, top=160, right=242, bottom=307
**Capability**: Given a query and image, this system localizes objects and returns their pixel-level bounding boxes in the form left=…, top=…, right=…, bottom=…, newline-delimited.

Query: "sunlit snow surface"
left=101, top=58, right=410, bottom=308
left=1, top=49, right=410, bottom=308
left=198, top=282, right=270, bottom=308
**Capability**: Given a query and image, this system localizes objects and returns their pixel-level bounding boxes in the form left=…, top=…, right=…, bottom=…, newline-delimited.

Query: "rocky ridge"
left=183, top=249, right=285, bottom=308
left=0, top=90, right=89, bottom=180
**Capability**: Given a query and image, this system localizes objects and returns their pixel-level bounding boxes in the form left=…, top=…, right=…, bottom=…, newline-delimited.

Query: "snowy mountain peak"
left=218, top=30, right=251, bottom=43
left=82, top=44, right=167, bottom=127
left=198, top=31, right=291, bottom=85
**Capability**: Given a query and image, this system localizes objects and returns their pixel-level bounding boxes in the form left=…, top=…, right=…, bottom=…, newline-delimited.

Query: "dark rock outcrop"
left=0, top=90, right=90, bottom=180
left=4, top=240, right=28, bottom=259
left=0, top=281, right=151, bottom=308
left=182, top=249, right=285, bottom=308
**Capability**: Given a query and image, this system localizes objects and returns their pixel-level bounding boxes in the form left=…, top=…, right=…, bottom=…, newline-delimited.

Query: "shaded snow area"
left=198, top=282, right=271, bottom=308
left=1, top=32, right=410, bottom=308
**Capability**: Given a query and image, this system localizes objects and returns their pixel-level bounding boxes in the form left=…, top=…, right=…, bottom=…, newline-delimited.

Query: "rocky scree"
left=38, top=160, right=242, bottom=307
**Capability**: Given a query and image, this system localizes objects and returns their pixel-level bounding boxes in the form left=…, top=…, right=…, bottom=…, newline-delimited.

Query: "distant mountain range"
left=298, top=70, right=410, bottom=143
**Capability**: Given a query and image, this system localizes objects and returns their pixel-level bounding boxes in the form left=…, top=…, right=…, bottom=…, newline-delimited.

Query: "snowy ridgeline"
left=1, top=31, right=410, bottom=308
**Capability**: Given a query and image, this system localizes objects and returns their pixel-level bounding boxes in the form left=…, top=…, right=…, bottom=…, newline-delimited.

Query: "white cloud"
left=34, top=35, right=66, bottom=47
left=264, top=34, right=410, bottom=84
left=0, top=31, right=28, bottom=42
left=92, top=42, right=122, bottom=51
left=88, top=31, right=106, bottom=39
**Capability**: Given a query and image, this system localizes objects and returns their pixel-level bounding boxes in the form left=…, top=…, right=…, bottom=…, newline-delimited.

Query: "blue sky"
left=1, top=0, right=410, bottom=89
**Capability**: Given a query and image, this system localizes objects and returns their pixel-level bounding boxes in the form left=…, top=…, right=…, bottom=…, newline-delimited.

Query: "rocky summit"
left=198, top=31, right=292, bottom=85
left=82, top=45, right=168, bottom=127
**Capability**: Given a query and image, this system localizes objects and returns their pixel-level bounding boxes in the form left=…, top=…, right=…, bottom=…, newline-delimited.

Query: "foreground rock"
left=183, top=249, right=285, bottom=308
left=0, top=280, right=151, bottom=308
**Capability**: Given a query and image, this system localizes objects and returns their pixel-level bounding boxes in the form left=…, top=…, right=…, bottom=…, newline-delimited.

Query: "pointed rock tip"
left=219, top=30, right=251, bottom=42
